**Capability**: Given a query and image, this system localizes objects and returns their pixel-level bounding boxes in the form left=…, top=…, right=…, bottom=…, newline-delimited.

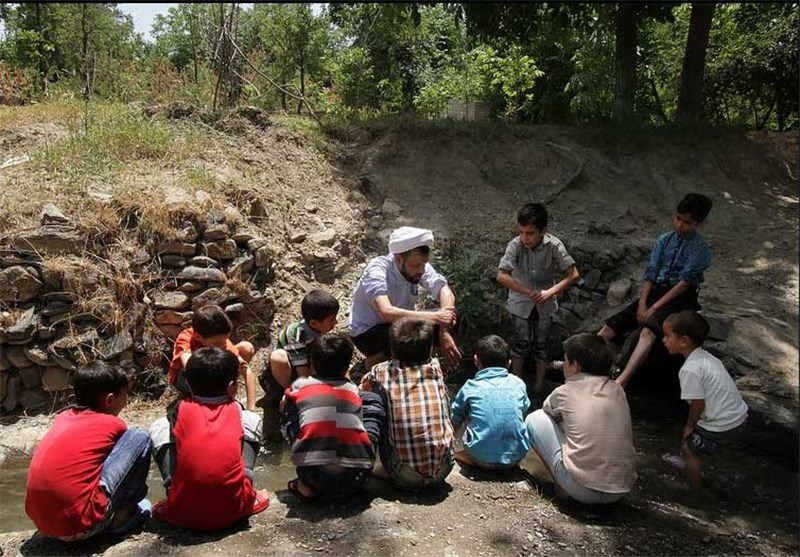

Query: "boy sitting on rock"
left=151, top=347, right=269, bottom=531
left=281, top=333, right=374, bottom=502
left=360, top=318, right=454, bottom=490
left=661, top=311, right=748, bottom=490
left=26, top=361, right=152, bottom=540
left=169, top=304, right=257, bottom=410
left=598, top=193, right=713, bottom=388
left=451, top=335, right=531, bottom=470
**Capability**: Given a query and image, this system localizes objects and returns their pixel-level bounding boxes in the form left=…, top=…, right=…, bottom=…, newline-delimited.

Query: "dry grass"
left=0, top=101, right=85, bottom=131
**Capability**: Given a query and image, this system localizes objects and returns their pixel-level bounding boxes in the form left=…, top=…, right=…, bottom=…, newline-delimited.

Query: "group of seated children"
left=24, top=190, right=749, bottom=540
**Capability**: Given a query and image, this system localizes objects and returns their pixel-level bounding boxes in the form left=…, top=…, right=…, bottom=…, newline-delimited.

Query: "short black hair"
left=563, top=333, right=614, bottom=377
left=192, top=304, right=232, bottom=338
left=185, top=346, right=239, bottom=397
left=309, top=333, right=354, bottom=379
left=677, top=193, right=713, bottom=223
left=664, top=310, right=710, bottom=347
left=517, top=203, right=548, bottom=230
left=73, top=361, right=131, bottom=411
left=476, top=335, right=510, bottom=369
left=301, top=289, right=340, bottom=323
left=389, top=318, right=433, bottom=365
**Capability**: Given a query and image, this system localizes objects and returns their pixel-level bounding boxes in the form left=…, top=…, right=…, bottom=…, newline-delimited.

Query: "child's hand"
left=359, top=376, right=374, bottom=392
left=531, top=288, right=555, bottom=304
left=636, top=305, right=653, bottom=324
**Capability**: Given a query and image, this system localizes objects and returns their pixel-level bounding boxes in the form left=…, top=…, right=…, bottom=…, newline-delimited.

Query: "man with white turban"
left=348, top=226, right=461, bottom=371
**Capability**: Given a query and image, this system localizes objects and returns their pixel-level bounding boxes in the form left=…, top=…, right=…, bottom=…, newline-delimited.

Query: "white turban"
left=388, top=226, right=434, bottom=255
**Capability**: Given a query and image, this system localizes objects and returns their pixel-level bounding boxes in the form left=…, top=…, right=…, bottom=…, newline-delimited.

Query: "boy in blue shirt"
left=451, top=335, right=531, bottom=469
left=598, top=193, right=713, bottom=388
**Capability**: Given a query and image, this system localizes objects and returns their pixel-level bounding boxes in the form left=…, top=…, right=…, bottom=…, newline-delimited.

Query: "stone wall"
left=0, top=203, right=282, bottom=415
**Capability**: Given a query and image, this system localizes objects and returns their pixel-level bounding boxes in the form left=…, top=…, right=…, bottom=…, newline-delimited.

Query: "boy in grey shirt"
left=497, top=203, right=579, bottom=397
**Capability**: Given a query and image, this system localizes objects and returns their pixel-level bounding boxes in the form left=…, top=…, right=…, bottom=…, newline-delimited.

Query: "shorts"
left=296, top=466, right=371, bottom=499
left=510, top=308, right=552, bottom=361
left=685, top=421, right=746, bottom=456
left=605, top=284, right=700, bottom=338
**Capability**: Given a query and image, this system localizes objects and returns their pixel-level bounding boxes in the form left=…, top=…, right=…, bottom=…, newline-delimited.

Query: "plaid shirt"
left=365, top=358, right=454, bottom=477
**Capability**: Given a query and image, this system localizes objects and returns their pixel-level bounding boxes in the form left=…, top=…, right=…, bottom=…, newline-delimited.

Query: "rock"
left=305, top=201, right=319, bottom=213
left=37, top=323, right=57, bottom=340
left=178, top=266, right=226, bottom=283
left=607, top=278, right=632, bottom=307
left=581, top=268, right=602, bottom=291
left=155, top=310, right=193, bottom=325
left=701, top=312, right=733, bottom=341
left=203, top=223, right=230, bottom=242
left=382, top=199, right=402, bottom=217
left=160, top=255, right=187, bottom=269
left=50, top=328, right=99, bottom=351
left=40, top=203, right=70, bottom=225
left=247, top=238, right=269, bottom=252
left=0, top=371, right=7, bottom=401
left=48, top=351, right=77, bottom=371
left=6, top=347, right=32, bottom=369
left=228, top=254, right=254, bottom=276
left=192, top=288, right=239, bottom=310
left=254, top=246, right=274, bottom=269
left=176, top=224, right=198, bottom=243
left=2, top=374, right=21, bottom=412
left=553, top=306, right=583, bottom=332
left=224, top=303, right=244, bottom=315
left=179, top=281, right=206, bottom=293
left=0, top=265, right=43, bottom=303
left=7, top=308, right=39, bottom=344
left=13, top=225, right=85, bottom=255
left=23, top=344, right=52, bottom=366
left=41, top=291, right=76, bottom=316
left=20, top=387, right=49, bottom=412
left=151, top=290, right=191, bottom=311
left=19, top=366, right=41, bottom=388
left=158, top=241, right=196, bottom=257
left=310, top=229, right=336, bottom=247
left=289, top=231, right=307, bottom=244
left=203, top=239, right=238, bottom=260
left=189, top=256, right=219, bottom=268
left=0, top=353, right=10, bottom=372
left=42, top=367, right=71, bottom=391
left=232, top=229, right=257, bottom=245
left=98, top=331, right=134, bottom=360
left=592, top=250, right=616, bottom=271
left=157, top=324, right=184, bottom=339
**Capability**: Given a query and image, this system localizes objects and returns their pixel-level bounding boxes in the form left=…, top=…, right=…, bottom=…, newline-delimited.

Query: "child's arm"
left=641, top=280, right=693, bottom=323
left=496, top=269, right=535, bottom=297
left=450, top=386, right=468, bottom=431
left=683, top=399, right=705, bottom=439
left=531, top=264, right=580, bottom=304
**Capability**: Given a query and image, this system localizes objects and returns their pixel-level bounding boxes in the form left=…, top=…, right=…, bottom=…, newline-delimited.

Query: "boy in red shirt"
left=151, top=347, right=269, bottom=531
left=25, top=362, right=152, bottom=540
left=169, top=304, right=257, bottom=411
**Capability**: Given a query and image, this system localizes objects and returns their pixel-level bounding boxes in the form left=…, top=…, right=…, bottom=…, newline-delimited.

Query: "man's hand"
left=530, top=288, right=556, bottom=304
left=359, top=376, right=375, bottom=392
left=440, top=330, right=462, bottom=367
left=430, top=307, right=457, bottom=327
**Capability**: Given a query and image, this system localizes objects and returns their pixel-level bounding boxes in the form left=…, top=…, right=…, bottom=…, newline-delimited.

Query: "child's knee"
left=269, top=349, right=290, bottom=368
left=236, top=341, right=255, bottom=362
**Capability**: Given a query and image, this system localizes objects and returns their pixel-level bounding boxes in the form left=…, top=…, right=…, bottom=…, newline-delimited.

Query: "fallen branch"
left=542, top=141, right=586, bottom=204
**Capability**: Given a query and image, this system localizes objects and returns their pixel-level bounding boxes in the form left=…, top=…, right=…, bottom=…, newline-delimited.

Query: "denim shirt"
left=451, top=367, right=531, bottom=465
left=643, top=231, right=712, bottom=287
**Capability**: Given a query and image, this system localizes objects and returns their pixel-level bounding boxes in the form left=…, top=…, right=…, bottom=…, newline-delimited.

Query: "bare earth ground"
left=0, top=111, right=797, bottom=555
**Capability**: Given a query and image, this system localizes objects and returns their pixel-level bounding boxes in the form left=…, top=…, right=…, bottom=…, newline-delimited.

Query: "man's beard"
left=400, top=267, right=423, bottom=284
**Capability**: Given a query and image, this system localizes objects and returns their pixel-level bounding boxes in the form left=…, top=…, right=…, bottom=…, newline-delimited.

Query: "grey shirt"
left=498, top=234, right=576, bottom=319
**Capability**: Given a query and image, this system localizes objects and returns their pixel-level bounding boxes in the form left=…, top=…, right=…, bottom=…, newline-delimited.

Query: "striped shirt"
left=365, top=358, right=454, bottom=477
left=643, top=231, right=712, bottom=286
left=276, top=320, right=319, bottom=368
left=284, top=377, right=374, bottom=469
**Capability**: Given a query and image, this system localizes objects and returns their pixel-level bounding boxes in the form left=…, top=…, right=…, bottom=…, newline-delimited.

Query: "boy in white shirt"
left=661, top=310, right=748, bottom=490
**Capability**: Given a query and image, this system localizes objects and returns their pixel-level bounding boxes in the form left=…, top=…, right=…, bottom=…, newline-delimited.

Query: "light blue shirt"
left=348, top=254, right=448, bottom=336
left=451, top=367, right=531, bottom=465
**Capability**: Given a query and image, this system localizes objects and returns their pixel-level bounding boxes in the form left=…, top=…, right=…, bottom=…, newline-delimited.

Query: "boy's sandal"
left=107, top=498, right=152, bottom=536
left=287, top=478, right=318, bottom=503
left=662, top=453, right=686, bottom=470
left=251, top=490, right=271, bottom=515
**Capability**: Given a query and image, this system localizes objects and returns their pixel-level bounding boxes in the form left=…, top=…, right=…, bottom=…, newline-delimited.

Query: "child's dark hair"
left=192, top=304, right=232, bottom=338
left=476, top=335, right=510, bottom=369
left=563, top=333, right=614, bottom=377
left=185, top=347, right=239, bottom=397
left=664, top=310, right=710, bottom=346
left=309, top=333, right=354, bottom=379
left=677, top=193, right=713, bottom=223
left=73, top=361, right=131, bottom=410
left=517, top=203, right=548, bottom=230
left=389, top=318, right=433, bottom=365
left=301, top=289, right=340, bottom=323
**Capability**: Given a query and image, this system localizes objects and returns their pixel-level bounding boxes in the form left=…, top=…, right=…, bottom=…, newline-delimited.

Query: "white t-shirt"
left=679, top=347, right=748, bottom=432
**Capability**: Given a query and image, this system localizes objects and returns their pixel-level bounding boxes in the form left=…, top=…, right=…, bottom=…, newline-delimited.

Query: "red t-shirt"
left=25, top=409, right=127, bottom=537
left=168, top=328, right=239, bottom=384
left=156, top=399, right=257, bottom=531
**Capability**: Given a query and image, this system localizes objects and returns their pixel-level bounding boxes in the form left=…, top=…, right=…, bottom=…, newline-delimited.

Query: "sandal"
left=662, top=453, right=686, bottom=470
left=287, top=478, right=318, bottom=503
left=251, top=489, right=270, bottom=515
left=107, top=498, right=152, bottom=536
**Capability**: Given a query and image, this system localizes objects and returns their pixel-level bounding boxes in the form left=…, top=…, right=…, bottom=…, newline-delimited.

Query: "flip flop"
left=107, top=498, right=152, bottom=536
left=662, top=453, right=686, bottom=470
left=287, top=478, right=318, bottom=503
left=251, top=489, right=270, bottom=515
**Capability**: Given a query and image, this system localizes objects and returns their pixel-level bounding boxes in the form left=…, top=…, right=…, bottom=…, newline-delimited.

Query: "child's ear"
left=226, top=381, right=237, bottom=399
left=101, top=393, right=116, bottom=412
left=473, top=354, right=481, bottom=368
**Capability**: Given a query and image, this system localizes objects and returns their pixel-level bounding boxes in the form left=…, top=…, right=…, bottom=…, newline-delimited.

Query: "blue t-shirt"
left=451, top=367, right=531, bottom=465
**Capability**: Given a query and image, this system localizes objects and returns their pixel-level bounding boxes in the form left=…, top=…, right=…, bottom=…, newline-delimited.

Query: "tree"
left=614, top=3, right=639, bottom=122
left=676, top=2, right=716, bottom=123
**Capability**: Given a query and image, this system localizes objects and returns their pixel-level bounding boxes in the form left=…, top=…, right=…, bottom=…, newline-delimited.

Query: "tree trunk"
left=81, top=3, right=92, bottom=101
left=614, top=2, right=639, bottom=122
left=676, top=3, right=716, bottom=123
left=297, top=57, right=305, bottom=114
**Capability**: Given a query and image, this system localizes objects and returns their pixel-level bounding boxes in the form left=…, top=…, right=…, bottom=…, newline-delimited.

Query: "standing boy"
left=497, top=203, right=580, bottom=396
left=26, top=362, right=152, bottom=540
left=451, top=335, right=531, bottom=470
left=661, top=311, right=748, bottom=490
left=169, top=304, right=257, bottom=411
left=598, top=193, right=713, bottom=388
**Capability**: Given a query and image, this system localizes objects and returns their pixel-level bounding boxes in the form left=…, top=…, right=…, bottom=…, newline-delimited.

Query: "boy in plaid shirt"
left=360, top=318, right=454, bottom=490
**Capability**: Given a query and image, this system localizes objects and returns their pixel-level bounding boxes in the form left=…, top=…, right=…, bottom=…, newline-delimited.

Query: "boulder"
left=6, top=307, right=39, bottom=344
left=13, top=225, right=84, bottom=255
left=98, top=331, right=134, bottom=360
left=151, top=290, right=191, bottom=311
left=40, top=203, right=70, bottom=225
left=158, top=241, right=196, bottom=257
left=232, top=229, right=257, bottom=245
left=228, top=254, right=254, bottom=276
left=592, top=250, right=616, bottom=272
left=2, top=373, right=21, bottom=412
left=247, top=238, right=269, bottom=252
left=310, top=229, right=337, bottom=247
left=203, top=223, right=230, bottom=242
left=42, top=367, right=71, bottom=392
left=19, top=366, right=41, bottom=388
left=191, top=287, right=239, bottom=310
left=189, top=256, right=219, bottom=268
left=203, top=239, right=238, bottom=260
left=254, top=246, right=274, bottom=269
left=607, top=278, right=632, bottom=307
left=160, top=255, right=187, bottom=269
left=6, top=347, right=31, bottom=369
left=178, top=266, right=225, bottom=283
left=23, top=344, right=52, bottom=366
left=581, top=268, right=602, bottom=291
left=0, top=265, right=43, bottom=303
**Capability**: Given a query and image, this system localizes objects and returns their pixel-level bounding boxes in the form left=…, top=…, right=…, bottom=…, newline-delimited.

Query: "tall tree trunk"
left=81, top=3, right=92, bottom=101
left=34, top=3, right=48, bottom=97
left=614, top=2, right=639, bottom=122
left=676, top=3, right=716, bottom=123
left=297, top=57, right=305, bottom=114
